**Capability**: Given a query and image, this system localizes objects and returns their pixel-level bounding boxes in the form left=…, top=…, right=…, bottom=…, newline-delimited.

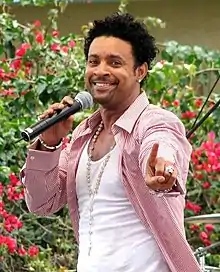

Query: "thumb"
left=147, top=176, right=165, bottom=187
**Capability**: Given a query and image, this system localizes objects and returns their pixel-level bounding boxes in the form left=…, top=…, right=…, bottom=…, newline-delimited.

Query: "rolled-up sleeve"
left=138, top=109, right=192, bottom=196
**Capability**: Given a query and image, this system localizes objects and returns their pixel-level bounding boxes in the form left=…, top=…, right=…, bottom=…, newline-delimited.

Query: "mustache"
left=90, top=76, right=118, bottom=84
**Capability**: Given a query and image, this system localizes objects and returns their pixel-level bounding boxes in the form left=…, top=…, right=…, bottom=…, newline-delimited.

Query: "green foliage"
left=0, top=0, right=220, bottom=271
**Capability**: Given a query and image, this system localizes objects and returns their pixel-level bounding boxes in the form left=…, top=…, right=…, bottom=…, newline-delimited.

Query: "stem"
left=159, top=67, right=220, bottom=103
left=195, top=68, right=220, bottom=76
left=203, top=193, right=212, bottom=211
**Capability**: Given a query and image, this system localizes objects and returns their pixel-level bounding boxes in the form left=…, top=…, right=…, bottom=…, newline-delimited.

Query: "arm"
left=20, top=132, right=75, bottom=216
left=139, top=109, right=192, bottom=196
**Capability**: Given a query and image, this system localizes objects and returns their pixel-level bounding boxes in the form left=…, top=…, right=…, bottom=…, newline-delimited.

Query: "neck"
left=99, top=92, right=140, bottom=133
left=100, top=108, right=125, bottom=133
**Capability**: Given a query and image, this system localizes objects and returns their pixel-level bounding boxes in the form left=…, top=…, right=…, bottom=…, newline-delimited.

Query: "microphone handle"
left=21, top=102, right=81, bottom=142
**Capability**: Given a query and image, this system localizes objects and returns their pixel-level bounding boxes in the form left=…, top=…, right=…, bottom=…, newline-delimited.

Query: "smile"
left=93, top=82, right=115, bottom=86
left=92, top=82, right=117, bottom=91
left=94, top=83, right=112, bottom=87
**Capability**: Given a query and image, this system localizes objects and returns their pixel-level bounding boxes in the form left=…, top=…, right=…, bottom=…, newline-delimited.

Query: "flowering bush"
left=0, top=0, right=220, bottom=270
left=0, top=173, right=41, bottom=270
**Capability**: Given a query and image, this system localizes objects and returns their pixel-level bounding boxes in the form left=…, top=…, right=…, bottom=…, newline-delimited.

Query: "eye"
left=111, top=60, right=122, bottom=67
left=88, top=59, right=98, bottom=66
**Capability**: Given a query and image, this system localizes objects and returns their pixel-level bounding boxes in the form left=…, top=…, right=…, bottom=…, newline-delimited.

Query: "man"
left=21, top=13, right=202, bottom=272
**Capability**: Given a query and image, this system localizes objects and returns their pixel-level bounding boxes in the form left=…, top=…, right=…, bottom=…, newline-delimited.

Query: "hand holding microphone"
left=38, top=95, right=76, bottom=147
left=19, top=91, right=94, bottom=147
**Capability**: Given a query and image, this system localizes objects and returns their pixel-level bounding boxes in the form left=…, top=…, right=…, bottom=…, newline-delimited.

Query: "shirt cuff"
left=26, top=139, right=62, bottom=171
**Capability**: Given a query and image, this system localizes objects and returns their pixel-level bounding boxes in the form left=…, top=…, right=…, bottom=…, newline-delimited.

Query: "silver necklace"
left=86, top=121, right=114, bottom=256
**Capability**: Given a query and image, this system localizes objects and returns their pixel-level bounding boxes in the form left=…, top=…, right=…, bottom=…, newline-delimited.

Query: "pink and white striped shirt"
left=21, top=92, right=202, bottom=272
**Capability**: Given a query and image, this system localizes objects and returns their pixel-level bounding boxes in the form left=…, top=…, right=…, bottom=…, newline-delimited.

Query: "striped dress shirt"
left=21, top=91, right=202, bottom=272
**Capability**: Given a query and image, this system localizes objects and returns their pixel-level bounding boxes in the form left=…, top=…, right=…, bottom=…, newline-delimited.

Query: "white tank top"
left=75, top=140, right=170, bottom=272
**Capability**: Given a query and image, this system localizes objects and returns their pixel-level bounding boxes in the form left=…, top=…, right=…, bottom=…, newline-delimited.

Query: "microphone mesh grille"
left=75, top=91, right=94, bottom=109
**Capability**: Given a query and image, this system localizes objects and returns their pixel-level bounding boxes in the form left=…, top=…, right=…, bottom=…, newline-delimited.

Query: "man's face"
left=85, top=36, right=142, bottom=109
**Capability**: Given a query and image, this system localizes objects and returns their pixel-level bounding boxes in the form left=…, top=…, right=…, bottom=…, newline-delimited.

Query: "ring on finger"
left=165, top=165, right=175, bottom=175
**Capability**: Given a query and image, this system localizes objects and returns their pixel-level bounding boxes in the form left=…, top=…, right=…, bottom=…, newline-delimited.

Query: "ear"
left=136, top=62, right=148, bottom=83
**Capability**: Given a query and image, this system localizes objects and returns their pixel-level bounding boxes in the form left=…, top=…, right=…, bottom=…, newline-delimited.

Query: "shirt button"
left=30, top=156, right=35, bottom=160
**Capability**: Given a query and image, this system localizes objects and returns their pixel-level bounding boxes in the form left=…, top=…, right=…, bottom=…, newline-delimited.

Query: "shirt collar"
left=114, top=91, right=149, bottom=133
left=85, top=91, right=149, bottom=134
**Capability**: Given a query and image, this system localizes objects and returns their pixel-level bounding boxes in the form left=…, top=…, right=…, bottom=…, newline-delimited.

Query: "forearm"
left=139, top=126, right=192, bottom=196
left=24, top=164, right=67, bottom=216
left=21, top=140, right=68, bottom=216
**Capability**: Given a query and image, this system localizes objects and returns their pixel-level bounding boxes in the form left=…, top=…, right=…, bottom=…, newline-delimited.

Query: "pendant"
left=88, top=245, right=92, bottom=256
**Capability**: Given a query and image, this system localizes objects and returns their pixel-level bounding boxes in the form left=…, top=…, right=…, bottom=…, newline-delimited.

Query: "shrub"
left=0, top=0, right=219, bottom=270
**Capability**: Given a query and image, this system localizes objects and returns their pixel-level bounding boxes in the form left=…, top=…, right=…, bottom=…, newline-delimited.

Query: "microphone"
left=19, top=91, right=94, bottom=142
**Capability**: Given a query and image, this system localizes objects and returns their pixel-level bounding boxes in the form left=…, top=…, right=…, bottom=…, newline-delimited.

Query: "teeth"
left=95, top=83, right=111, bottom=87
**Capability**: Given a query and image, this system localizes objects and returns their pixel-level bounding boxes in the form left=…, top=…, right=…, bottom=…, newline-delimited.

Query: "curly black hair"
left=84, top=12, right=158, bottom=71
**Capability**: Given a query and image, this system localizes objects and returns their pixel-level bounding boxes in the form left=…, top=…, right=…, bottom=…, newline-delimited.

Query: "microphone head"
left=75, top=91, right=94, bottom=109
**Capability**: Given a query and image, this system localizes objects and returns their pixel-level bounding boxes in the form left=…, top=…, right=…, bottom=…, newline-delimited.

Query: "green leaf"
left=0, top=2, right=220, bottom=269
left=36, top=82, right=47, bottom=95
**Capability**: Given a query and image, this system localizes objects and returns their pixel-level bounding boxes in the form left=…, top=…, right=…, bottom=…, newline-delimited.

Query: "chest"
left=76, top=142, right=127, bottom=209
left=67, top=130, right=144, bottom=204
left=88, top=130, right=116, bottom=161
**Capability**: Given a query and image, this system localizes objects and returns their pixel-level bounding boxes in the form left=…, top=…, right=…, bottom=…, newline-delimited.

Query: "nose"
left=93, top=61, right=110, bottom=77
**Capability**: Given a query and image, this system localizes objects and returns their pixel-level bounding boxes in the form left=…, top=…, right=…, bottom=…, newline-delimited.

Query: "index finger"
left=61, top=96, right=74, bottom=106
left=147, top=143, right=159, bottom=167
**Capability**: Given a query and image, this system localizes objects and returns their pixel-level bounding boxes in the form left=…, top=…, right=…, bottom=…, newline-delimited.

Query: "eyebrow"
left=88, top=53, right=125, bottom=61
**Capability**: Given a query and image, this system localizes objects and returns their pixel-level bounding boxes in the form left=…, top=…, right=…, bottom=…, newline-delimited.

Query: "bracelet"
left=155, top=188, right=173, bottom=193
left=38, top=137, right=63, bottom=150
left=155, top=182, right=177, bottom=194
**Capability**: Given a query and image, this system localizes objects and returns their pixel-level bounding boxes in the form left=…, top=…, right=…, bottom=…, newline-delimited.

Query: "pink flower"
left=68, top=40, right=76, bottom=48
left=61, top=45, right=69, bottom=53
left=35, top=31, right=44, bottom=44
left=172, top=99, right=180, bottom=107
left=1, top=236, right=17, bottom=253
left=185, top=201, right=202, bottom=214
left=190, top=224, right=200, bottom=231
left=162, top=100, right=170, bottom=107
left=9, top=173, right=20, bottom=186
left=4, top=214, right=23, bottom=232
left=50, top=43, right=60, bottom=52
left=194, top=99, right=203, bottom=108
left=28, top=246, right=39, bottom=257
left=208, top=131, right=215, bottom=142
left=205, top=224, right=215, bottom=232
left=52, top=30, right=59, bottom=37
left=15, top=43, right=31, bottom=57
left=1, top=89, right=15, bottom=97
left=33, top=20, right=41, bottom=27
left=181, top=111, right=196, bottom=119
left=202, top=181, right=211, bottom=189
left=10, top=59, right=22, bottom=70
left=199, top=231, right=208, bottom=241
left=0, top=183, right=3, bottom=197
left=17, top=246, right=27, bottom=256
